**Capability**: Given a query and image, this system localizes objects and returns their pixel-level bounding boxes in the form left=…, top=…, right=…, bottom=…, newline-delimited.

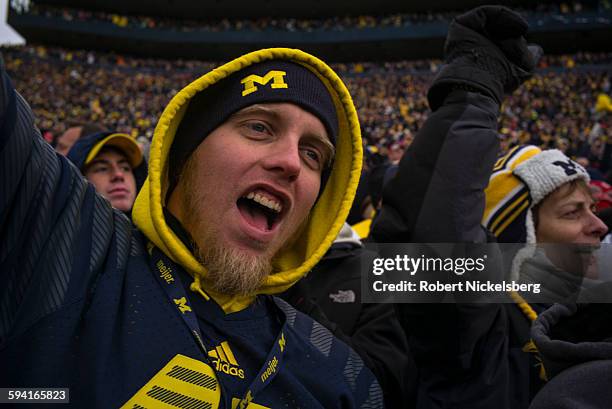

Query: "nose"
left=587, top=211, right=609, bottom=239
left=110, top=165, right=126, bottom=182
left=261, top=137, right=301, bottom=183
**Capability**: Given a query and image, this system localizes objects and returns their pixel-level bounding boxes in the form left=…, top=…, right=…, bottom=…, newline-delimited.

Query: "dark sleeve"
left=347, top=302, right=417, bottom=408
left=371, top=91, right=524, bottom=408
left=0, top=58, right=116, bottom=343
left=371, top=90, right=500, bottom=244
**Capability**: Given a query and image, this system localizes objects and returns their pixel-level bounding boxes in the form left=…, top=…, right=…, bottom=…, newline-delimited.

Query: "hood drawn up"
left=132, top=48, right=362, bottom=313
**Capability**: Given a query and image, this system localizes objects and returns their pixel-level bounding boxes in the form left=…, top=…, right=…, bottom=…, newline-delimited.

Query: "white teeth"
left=243, top=191, right=282, bottom=213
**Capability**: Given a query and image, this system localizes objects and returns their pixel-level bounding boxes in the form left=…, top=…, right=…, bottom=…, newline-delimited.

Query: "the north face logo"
left=329, top=290, right=356, bottom=303
left=208, top=341, right=245, bottom=379
left=552, top=159, right=580, bottom=176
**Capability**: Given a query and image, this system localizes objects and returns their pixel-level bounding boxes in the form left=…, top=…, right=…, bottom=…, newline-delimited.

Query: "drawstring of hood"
left=190, top=276, right=211, bottom=301
left=509, top=290, right=548, bottom=381
left=509, top=290, right=537, bottom=322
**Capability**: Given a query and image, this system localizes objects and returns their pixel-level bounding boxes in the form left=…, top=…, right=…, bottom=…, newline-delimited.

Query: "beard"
left=192, top=237, right=272, bottom=296
left=179, top=158, right=273, bottom=296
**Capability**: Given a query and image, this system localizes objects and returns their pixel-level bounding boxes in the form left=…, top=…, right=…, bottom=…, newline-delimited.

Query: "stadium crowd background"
left=4, top=44, right=611, bottom=173
left=24, top=1, right=611, bottom=32
left=3, top=0, right=612, bottom=186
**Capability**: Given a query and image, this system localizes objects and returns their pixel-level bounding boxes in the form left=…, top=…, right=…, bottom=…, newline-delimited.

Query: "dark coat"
left=371, top=90, right=547, bottom=408
left=529, top=302, right=612, bottom=409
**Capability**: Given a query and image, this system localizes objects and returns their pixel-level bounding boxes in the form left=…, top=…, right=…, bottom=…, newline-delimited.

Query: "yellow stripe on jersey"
left=216, top=345, right=229, bottom=363
left=221, top=341, right=239, bottom=366
left=120, top=354, right=220, bottom=408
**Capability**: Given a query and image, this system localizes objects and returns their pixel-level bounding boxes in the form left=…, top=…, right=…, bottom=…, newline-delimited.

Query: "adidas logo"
left=208, top=341, right=245, bottom=379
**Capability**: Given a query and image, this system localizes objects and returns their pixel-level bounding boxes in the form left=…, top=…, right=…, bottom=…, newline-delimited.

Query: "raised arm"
left=369, top=7, right=542, bottom=408
left=0, top=56, right=116, bottom=343
left=371, top=6, right=541, bottom=244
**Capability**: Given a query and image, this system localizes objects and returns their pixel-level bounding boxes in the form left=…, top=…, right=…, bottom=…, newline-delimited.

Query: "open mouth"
left=237, top=189, right=285, bottom=232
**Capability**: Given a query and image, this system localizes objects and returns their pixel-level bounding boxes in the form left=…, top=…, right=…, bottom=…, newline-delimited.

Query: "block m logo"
left=173, top=297, right=192, bottom=314
left=241, top=70, right=287, bottom=96
left=553, top=159, right=579, bottom=176
left=278, top=332, right=286, bottom=352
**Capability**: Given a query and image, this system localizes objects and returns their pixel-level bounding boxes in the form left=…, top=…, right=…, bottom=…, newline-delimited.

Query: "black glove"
left=428, top=5, right=543, bottom=110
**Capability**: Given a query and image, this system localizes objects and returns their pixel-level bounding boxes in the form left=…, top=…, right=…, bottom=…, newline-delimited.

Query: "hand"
left=428, top=5, right=543, bottom=110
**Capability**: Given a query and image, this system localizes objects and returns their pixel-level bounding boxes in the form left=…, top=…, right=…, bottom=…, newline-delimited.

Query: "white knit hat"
left=513, top=149, right=590, bottom=209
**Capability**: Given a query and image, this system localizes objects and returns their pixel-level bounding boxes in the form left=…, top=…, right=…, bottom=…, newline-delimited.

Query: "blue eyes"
left=303, top=149, right=322, bottom=164
left=247, top=122, right=268, bottom=133
left=241, top=121, right=324, bottom=170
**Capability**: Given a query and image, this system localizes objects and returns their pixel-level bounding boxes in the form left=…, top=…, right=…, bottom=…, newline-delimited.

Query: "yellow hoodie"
left=132, top=48, right=362, bottom=313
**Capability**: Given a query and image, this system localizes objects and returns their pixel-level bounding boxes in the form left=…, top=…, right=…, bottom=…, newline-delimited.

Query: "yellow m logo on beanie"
left=241, top=71, right=288, bottom=96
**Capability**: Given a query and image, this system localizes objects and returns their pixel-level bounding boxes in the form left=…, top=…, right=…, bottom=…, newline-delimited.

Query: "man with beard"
left=0, top=50, right=382, bottom=408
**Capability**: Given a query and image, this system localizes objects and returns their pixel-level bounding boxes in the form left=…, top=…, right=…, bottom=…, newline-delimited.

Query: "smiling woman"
left=507, top=150, right=609, bottom=294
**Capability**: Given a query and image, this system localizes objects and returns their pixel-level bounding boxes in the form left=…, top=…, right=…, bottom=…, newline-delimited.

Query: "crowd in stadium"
left=4, top=45, right=611, bottom=181
left=22, top=1, right=607, bottom=32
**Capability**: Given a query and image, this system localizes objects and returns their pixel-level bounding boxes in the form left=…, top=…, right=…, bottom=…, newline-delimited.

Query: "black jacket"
left=371, top=90, right=546, bottom=408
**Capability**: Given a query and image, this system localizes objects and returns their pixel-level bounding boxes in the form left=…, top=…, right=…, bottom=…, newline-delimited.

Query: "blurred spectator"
left=66, top=132, right=147, bottom=213
left=576, top=156, right=606, bottom=180
left=590, top=179, right=612, bottom=210
left=136, top=134, right=152, bottom=163
left=387, top=142, right=405, bottom=164
left=54, top=122, right=106, bottom=155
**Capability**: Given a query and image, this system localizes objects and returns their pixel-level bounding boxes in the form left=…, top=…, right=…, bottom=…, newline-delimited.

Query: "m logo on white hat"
left=552, top=159, right=579, bottom=176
